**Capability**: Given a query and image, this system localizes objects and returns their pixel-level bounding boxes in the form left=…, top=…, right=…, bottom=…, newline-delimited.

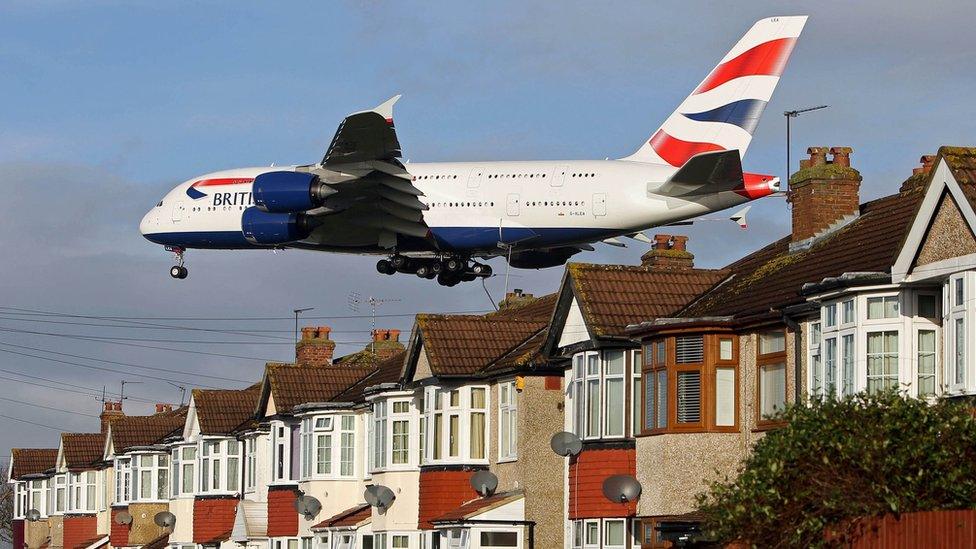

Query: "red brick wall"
left=266, top=486, right=299, bottom=537
left=192, top=496, right=238, bottom=544
left=844, top=509, right=976, bottom=548
left=110, top=507, right=130, bottom=547
left=545, top=376, right=562, bottom=390
left=12, top=519, right=24, bottom=549
left=568, top=446, right=637, bottom=519
left=62, top=514, right=98, bottom=549
left=418, top=469, right=480, bottom=529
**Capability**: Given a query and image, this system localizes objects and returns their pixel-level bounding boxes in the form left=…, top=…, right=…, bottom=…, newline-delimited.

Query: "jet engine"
left=507, top=247, right=581, bottom=269
left=252, top=171, right=333, bottom=213
left=241, top=207, right=314, bottom=245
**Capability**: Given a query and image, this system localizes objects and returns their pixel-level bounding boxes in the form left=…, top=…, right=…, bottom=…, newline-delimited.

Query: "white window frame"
left=271, top=421, right=297, bottom=484
left=14, top=481, right=27, bottom=520
left=66, top=470, right=97, bottom=513
left=28, top=478, right=47, bottom=517
left=570, top=350, right=631, bottom=441
left=498, top=380, right=518, bottom=462
left=244, top=436, right=257, bottom=492
left=198, top=438, right=241, bottom=494
left=115, top=457, right=131, bottom=504
left=865, top=330, right=899, bottom=394
left=421, top=385, right=490, bottom=465
left=171, top=445, right=196, bottom=498
left=946, top=274, right=969, bottom=392
left=52, top=474, right=66, bottom=514
left=130, top=452, right=169, bottom=502
left=391, top=399, right=411, bottom=467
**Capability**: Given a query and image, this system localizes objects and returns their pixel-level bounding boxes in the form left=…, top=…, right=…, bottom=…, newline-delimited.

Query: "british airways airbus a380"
left=141, top=16, right=806, bottom=285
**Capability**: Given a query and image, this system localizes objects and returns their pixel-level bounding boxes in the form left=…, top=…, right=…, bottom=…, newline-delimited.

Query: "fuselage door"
left=506, top=193, right=520, bottom=216
left=468, top=167, right=484, bottom=189
left=552, top=165, right=568, bottom=187
left=592, top=193, right=607, bottom=216
left=172, top=201, right=186, bottom=222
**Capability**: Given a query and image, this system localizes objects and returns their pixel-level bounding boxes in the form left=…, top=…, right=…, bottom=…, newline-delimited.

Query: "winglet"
left=372, top=95, right=402, bottom=123
left=730, top=205, right=751, bottom=229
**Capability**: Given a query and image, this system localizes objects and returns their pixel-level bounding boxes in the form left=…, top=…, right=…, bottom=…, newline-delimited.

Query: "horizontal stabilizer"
left=601, top=238, right=626, bottom=248
left=658, top=149, right=744, bottom=197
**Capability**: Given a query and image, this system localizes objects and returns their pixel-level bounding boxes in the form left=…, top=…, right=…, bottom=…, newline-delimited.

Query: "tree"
left=696, top=390, right=976, bottom=548
left=0, top=469, right=13, bottom=546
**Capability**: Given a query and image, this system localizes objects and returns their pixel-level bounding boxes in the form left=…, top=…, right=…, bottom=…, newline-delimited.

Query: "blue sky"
left=0, top=0, right=974, bottom=458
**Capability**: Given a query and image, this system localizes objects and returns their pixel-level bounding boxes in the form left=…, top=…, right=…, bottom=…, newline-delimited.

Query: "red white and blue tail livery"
left=141, top=16, right=806, bottom=285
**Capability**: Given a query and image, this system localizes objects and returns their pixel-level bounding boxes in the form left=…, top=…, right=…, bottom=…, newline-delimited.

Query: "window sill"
left=496, top=456, right=518, bottom=464
left=752, top=421, right=786, bottom=432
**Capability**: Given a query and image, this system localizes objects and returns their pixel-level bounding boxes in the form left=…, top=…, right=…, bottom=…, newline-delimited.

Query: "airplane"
left=140, top=16, right=806, bottom=286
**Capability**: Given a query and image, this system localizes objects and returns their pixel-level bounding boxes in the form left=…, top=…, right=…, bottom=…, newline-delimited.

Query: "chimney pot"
left=652, top=234, right=672, bottom=249
left=388, top=329, right=401, bottom=341
left=829, top=147, right=852, bottom=167
left=296, top=325, right=336, bottom=366
left=807, top=147, right=828, bottom=167
left=642, top=234, right=694, bottom=269
left=100, top=401, right=124, bottom=434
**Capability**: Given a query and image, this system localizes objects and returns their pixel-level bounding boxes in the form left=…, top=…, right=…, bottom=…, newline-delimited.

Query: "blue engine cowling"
left=253, top=171, right=320, bottom=213
left=241, top=207, right=313, bottom=245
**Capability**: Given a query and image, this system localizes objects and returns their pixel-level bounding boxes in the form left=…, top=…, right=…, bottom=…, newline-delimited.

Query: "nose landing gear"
left=166, top=246, right=188, bottom=279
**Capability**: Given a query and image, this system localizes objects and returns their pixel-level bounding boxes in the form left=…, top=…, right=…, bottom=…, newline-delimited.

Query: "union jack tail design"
left=623, top=16, right=807, bottom=166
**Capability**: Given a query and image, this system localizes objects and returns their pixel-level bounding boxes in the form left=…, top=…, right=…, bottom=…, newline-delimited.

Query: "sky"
left=0, top=0, right=974, bottom=462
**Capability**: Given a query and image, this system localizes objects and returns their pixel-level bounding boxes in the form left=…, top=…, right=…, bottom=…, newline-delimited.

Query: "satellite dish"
left=602, top=475, right=642, bottom=503
left=363, top=484, right=396, bottom=510
left=293, top=494, right=322, bottom=520
left=550, top=431, right=583, bottom=457
left=470, top=471, right=498, bottom=497
left=115, top=511, right=133, bottom=525
left=26, top=509, right=41, bottom=522
left=153, top=511, right=176, bottom=529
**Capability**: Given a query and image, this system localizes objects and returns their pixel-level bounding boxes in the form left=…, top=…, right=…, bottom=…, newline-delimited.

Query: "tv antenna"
left=348, top=293, right=401, bottom=353
left=784, top=105, right=829, bottom=190
left=120, top=380, right=143, bottom=403
left=167, top=382, right=187, bottom=406
left=293, top=307, right=315, bottom=345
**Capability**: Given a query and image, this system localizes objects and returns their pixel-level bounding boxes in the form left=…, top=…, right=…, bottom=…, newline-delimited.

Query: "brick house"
left=8, top=447, right=59, bottom=549
left=56, top=432, right=110, bottom=549
left=103, top=405, right=186, bottom=549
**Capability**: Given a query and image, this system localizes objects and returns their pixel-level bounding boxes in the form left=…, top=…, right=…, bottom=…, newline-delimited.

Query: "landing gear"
left=378, top=254, right=491, bottom=286
left=166, top=246, right=188, bottom=279
left=376, top=259, right=395, bottom=275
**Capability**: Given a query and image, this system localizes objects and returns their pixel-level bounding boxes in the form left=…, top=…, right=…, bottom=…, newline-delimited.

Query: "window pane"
left=182, top=463, right=193, bottom=493
left=469, top=411, right=485, bottom=459
left=842, top=334, right=855, bottom=396
left=676, top=371, right=701, bottom=423
left=918, top=330, right=936, bottom=397
left=586, top=353, right=600, bottom=375
left=715, top=368, right=735, bottom=426
left=605, top=520, right=625, bottom=546
left=811, top=323, right=821, bottom=345
left=480, top=531, right=518, bottom=547
left=227, top=458, right=238, bottom=492
left=842, top=299, right=855, bottom=324
left=759, top=331, right=785, bottom=354
left=656, top=341, right=666, bottom=364
left=604, top=378, right=624, bottom=437
left=824, top=338, right=837, bottom=395
left=643, top=373, right=654, bottom=431
left=585, top=379, right=601, bottom=437
left=824, top=304, right=837, bottom=328
left=867, top=297, right=884, bottom=319
left=918, top=294, right=938, bottom=318
left=393, top=421, right=409, bottom=464
left=317, top=435, right=332, bottom=474
left=760, top=363, right=786, bottom=418
left=656, top=370, right=667, bottom=429
left=719, top=339, right=733, bottom=361
left=586, top=522, right=599, bottom=544
left=867, top=331, right=899, bottom=393
left=433, top=414, right=443, bottom=459
left=449, top=415, right=459, bottom=457
left=605, top=350, right=625, bottom=375
left=955, top=319, right=965, bottom=385
left=675, top=336, right=704, bottom=363
left=956, top=278, right=964, bottom=306
left=471, top=388, right=486, bottom=409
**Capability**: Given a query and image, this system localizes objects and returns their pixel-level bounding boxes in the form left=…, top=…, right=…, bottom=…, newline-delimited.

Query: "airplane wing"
left=307, top=96, right=430, bottom=243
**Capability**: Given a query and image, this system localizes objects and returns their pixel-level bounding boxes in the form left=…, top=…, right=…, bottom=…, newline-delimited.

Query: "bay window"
left=866, top=331, right=898, bottom=393
left=67, top=471, right=97, bottom=513
left=199, top=439, right=241, bottom=494
left=758, top=330, right=787, bottom=422
left=131, top=453, right=169, bottom=501
left=271, top=422, right=299, bottom=484
left=115, top=457, right=131, bottom=504
left=28, top=479, right=46, bottom=516
left=422, top=385, right=489, bottom=464
left=498, top=380, right=517, bottom=461
left=170, top=445, right=196, bottom=497
left=571, top=350, right=637, bottom=440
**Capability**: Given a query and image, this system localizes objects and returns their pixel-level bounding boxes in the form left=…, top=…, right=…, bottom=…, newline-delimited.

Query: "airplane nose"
left=139, top=210, right=155, bottom=237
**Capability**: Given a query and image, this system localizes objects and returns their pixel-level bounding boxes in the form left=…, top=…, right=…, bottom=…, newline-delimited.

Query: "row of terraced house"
left=9, top=146, right=976, bottom=549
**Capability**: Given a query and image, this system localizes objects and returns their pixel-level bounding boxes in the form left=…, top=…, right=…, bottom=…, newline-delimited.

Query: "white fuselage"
left=140, top=159, right=759, bottom=256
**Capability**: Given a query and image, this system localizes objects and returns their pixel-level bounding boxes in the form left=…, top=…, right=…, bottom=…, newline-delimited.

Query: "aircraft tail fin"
left=622, top=16, right=807, bottom=166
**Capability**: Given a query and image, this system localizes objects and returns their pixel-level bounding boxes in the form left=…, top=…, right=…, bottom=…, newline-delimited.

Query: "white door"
left=468, top=167, right=484, bottom=189
left=506, top=194, right=520, bottom=216
left=171, top=201, right=186, bottom=222
left=552, top=165, right=568, bottom=187
left=592, top=193, right=606, bottom=216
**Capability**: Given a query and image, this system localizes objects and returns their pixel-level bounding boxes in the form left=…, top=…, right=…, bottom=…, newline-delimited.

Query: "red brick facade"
left=266, top=485, right=300, bottom=537
left=12, top=519, right=24, bottom=549
left=418, top=468, right=481, bottom=529
left=62, top=514, right=98, bottom=549
left=110, top=507, right=130, bottom=547
left=193, top=496, right=239, bottom=544
left=788, top=146, right=862, bottom=243
left=568, top=446, right=637, bottom=519
left=296, top=327, right=336, bottom=366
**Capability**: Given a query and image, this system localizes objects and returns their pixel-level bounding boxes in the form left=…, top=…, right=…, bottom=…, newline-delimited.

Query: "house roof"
left=311, top=502, right=372, bottom=530
left=9, top=448, right=58, bottom=479
left=263, top=364, right=376, bottom=414
left=943, top=146, right=976, bottom=186
left=430, top=490, right=524, bottom=523
left=140, top=533, right=170, bottom=549
left=680, top=186, right=927, bottom=321
left=486, top=328, right=550, bottom=374
left=564, top=263, right=728, bottom=338
left=111, top=408, right=187, bottom=453
left=413, top=294, right=556, bottom=378
left=61, top=433, right=106, bottom=470
left=193, top=384, right=260, bottom=435
left=334, top=350, right=408, bottom=402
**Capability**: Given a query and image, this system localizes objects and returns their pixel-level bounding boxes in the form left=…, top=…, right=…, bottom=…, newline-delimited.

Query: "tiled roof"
left=486, top=328, right=549, bottom=374
left=267, top=364, right=375, bottom=413
left=111, top=408, right=187, bottom=453
left=416, top=294, right=556, bottom=377
left=61, top=433, right=106, bottom=470
left=9, top=448, right=58, bottom=479
left=943, top=146, right=976, bottom=186
left=140, top=533, right=170, bottom=549
left=334, top=350, right=407, bottom=402
left=680, top=185, right=927, bottom=320
left=567, top=263, right=728, bottom=337
left=311, top=502, right=372, bottom=530
left=430, top=490, right=523, bottom=523
left=193, top=384, right=260, bottom=435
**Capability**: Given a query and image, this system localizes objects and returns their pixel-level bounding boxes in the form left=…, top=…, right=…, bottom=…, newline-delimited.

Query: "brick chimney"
left=154, top=403, right=174, bottom=414
left=787, top=146, right=862, bottom=250
left=499, top=289, right=536, bottom=310
left=640, top=234, right=694, bottom=269
left=901, top=154, right=937, bottom=192
left=368, top=329, right=405, bottom=360
left=296, top=326, right=336, bottom=367
left=100, top=401, right=124, bottom=434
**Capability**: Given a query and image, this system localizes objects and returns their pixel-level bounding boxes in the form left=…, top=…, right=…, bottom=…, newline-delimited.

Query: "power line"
left=0, top=412, right=72, bottom=432
left=0, top=340, right=254, bottom=384
left=0, top=306, right=492, bottom=321
left=0, top=396, right=100, bottom=418
left=0, top=366, right=157, bottom=404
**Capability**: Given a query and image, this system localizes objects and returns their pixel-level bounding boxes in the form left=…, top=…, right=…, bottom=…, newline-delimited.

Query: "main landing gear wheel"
left=471, top=263, right=492, bottom=277
left=376, top=259, right=395, bottom=275
left=437, top=272, right=461, bottom=287
left=443, top=257, right=465, bottom=273
left=170, top=266, right=188, bottom=279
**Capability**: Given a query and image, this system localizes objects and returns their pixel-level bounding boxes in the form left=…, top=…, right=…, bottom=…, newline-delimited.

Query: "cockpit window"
left=157, top=201, right=163, bottom=207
